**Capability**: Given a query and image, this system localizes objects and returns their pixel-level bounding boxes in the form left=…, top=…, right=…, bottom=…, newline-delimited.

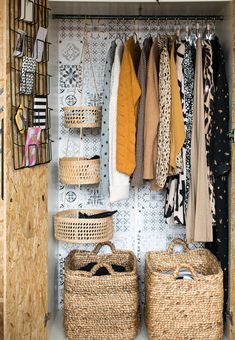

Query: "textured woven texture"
left=145, top=239, right=223, bottom=340
left=54, top=209, right=113, bottom=244
left=59, top=157, right=100, bottom=185
left=63, top=105, right=102, bottom=128
left=64, top=242, right=140, bottom=340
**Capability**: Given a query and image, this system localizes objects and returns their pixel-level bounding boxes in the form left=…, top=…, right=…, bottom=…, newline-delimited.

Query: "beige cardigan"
left=143, top=39, right=160, bottom=185
left=186, top=39, right=213, bottom=242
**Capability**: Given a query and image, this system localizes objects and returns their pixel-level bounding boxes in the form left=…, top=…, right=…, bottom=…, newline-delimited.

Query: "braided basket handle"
left=173, top=263, right=198, bottom=280
left=89, top=262, right=115, bottom=276
left=93, top=241, right=116, bottom=255
left=167, top=238, right=189, bottom=254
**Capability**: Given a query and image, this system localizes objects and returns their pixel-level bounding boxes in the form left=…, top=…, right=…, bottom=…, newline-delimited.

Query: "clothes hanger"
left=179, top=23, right=190, bottom=43
left=146, top=18, right=151, bottom=39
left=204, top=22, right=216, bottom=41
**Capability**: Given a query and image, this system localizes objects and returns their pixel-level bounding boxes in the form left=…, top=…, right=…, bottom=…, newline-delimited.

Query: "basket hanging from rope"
left=59, top=157, right=100, bottom=185
left=63, top=25, right=102, bottom=129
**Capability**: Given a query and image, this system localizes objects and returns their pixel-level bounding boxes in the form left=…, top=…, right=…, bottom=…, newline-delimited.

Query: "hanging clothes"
left=131, top=37, right=152, bottom=187
left=183, top=41, right=195, bottom=209
left=169, top=39, right=185, bottom=175
left=155, top=46, right=171, bottom=189
left=116, top=36, right=141, bottom=176
left=186, top=38, right=213, bottom=243
left=109, top=39, right=130, bottom=203
left=100, top=41, right=116, bottom=194
left=164, top=42, right=186, bottom=224
left=206, top=36, right=231, bottom=313
left=203, top=40, right=216, bottom=224
left=143, top=38, right=160, bottom=188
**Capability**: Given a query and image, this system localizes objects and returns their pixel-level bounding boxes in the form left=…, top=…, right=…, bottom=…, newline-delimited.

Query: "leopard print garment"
left=203, top=40, right=216, bottom=224
left=182, top=42, right=195, bottom=208
left=155, top=46, right=171, bottom=188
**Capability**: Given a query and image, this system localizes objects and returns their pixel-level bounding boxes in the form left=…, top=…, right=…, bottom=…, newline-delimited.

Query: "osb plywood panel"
left=0, top=0, right=6, bottom=337
left=3, top=0, right=49, bottom=339
left=0, top=302, right=3, bottom=340
left=230, top=0, right=235, bottom=337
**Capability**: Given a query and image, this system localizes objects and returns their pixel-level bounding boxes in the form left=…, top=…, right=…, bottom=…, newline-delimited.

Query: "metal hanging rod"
left=52, top=14, right=224, bottom=21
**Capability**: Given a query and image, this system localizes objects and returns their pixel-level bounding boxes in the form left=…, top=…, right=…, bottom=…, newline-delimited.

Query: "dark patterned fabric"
left=183, top=42, right=195, bottom=208
left=203, top=40, right=216, bottom=225
left=206, top=37, right=231, bottom=314
left=164, top=43, right=195, bottom=225
left=164, top=43, right=185, bottom=225
left=100, top=41, right=116, bottom=194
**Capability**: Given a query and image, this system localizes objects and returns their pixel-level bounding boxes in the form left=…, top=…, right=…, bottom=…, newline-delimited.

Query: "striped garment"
left=33, top=95, right=47, bottom=129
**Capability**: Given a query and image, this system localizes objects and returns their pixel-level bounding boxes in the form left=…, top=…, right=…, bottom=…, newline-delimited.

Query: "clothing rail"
left=52, top=14, right=224, bottom=21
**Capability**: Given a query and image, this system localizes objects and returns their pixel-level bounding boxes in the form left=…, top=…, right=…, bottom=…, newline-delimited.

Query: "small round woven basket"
left=54, top=209, right=114, bottom=244
left=63, top=105, right=102, bottom=128
left=59, top=157, right=100, bottom=185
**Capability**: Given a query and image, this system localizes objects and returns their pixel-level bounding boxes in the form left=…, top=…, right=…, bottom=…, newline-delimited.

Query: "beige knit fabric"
left=186, top=39, right=213, bottom=243
left=143, top=39, right=160, bottom=184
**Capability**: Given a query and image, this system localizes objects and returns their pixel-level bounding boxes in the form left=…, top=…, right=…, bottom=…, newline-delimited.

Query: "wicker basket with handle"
left=145, top=238, right=224, bottom=340
left=64, top=241, right=140, bottom=340
left=59, top=157, right=100, bottom=185
left=54, top=209, right=113, bottom=244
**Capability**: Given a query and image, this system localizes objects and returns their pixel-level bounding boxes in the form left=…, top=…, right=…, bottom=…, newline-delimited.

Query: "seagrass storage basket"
left=145, top=239, right=223, bottom=340
left=63, top=105, right=102, bottom=128
left=59, top=157, right=100, bottom=185
left=64, top=242, right=140, bottom=340
left=54, top=209, right=113, bottom=244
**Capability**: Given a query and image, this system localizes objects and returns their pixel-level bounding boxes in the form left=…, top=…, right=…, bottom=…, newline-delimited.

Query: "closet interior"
left=46, top=1, right=233, bottom=339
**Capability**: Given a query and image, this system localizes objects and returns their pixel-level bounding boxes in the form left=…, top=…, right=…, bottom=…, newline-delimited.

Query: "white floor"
left=49, top=311, right=228, bottom=340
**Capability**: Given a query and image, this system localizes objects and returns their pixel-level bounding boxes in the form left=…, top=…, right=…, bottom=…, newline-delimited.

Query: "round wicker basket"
left=59, top=157, right=100, bottom=185
left=54, top=209, right=114, bottom=244
left=63, top=105, right=102, bottom=128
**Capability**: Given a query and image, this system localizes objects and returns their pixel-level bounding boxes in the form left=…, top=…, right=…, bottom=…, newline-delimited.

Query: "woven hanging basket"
left=63, top=105, right=102, bottom=129
left=54, top=209, right=113, bottom=244
left=64, top=242, right=140, bottom=340
left=59, top=157, right=100, bottom=185
left=145, top=239, right=224, bottom=340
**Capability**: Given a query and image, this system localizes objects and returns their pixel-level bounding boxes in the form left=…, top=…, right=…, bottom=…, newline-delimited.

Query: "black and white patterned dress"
left=203, top=40, right=216, bottom=225
left=164, top=42, right=186, bottom=225
left=164, top=42, right=195, bottom=225
left=206, top=37, right=231, bottom=313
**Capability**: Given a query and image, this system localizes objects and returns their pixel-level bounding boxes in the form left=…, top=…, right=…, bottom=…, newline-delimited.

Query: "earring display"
left=14, top=29, right=26, bottom=57
left=14, top=104, right=27, bottom=134
left=19, top=56, right=37, bottom=95
left=32, top=26, right=48, bottom=62
left=20, top=0, right=34, bottom=23
left=25, top=127, right=41, bottom=167
left=9, top=0, right=52, bottom=170
left=33, top=95, right=47, bottom=129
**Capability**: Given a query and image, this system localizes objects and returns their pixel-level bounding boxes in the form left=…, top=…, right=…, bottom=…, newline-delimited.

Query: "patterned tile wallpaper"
left=56, top=19, right=196, bottom=310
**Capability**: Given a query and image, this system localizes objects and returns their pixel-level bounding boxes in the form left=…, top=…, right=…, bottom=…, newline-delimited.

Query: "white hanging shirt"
left=109, top=39, right=130, bottom=203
